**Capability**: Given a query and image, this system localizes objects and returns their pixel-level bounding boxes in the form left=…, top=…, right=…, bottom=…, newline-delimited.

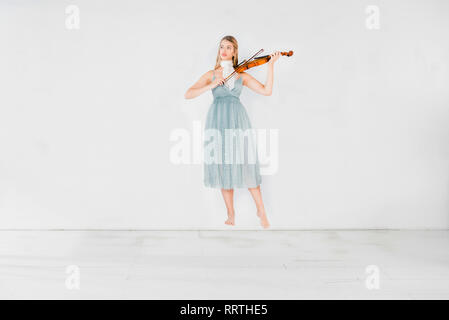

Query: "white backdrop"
left=0, top=0, right=448, bottom=229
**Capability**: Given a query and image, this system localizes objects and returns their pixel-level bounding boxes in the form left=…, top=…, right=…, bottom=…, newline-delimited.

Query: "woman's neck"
left=220, top=59, right=233, bottom=66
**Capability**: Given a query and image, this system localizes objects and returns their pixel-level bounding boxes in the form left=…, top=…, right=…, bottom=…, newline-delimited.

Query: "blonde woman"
left=185, top=35, right=280, bottom=229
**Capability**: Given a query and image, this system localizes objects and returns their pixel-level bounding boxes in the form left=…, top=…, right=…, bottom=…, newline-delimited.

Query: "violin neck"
left=254, top=55, right=270, bottom=60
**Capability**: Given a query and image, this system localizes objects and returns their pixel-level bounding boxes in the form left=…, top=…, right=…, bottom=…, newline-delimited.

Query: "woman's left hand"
left=268, top=51, right=281, bottom=65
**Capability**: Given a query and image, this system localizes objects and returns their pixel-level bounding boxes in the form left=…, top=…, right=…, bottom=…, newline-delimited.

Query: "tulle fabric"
left=203, top=74, right=262, bottom=189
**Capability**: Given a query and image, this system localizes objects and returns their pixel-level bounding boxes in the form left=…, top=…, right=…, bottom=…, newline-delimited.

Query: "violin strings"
left=221, top=50, right=293, bottom=84
left=222, top=49, right=264, bottom=84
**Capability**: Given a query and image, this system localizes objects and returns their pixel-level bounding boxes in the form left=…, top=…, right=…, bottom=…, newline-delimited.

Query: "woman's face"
left=220, top=40, right=234, bottom=61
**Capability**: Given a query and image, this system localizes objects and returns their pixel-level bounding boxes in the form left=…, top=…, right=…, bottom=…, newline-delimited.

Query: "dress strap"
left=212, top=70, right=215, bottom=81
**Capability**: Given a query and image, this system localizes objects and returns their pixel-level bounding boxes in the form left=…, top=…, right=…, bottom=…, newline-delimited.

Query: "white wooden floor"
left=0, top=230, right=448, bottom=299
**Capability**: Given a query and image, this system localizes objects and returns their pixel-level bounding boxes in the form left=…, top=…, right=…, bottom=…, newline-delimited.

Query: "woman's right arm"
left=184, top=70, right=223, bottom=99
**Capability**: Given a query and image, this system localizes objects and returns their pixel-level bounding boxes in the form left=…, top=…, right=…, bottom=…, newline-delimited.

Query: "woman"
left=184, top=35, right=280, bottom=229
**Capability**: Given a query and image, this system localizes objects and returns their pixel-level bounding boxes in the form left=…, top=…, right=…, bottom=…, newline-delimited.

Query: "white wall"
left=0, top=0, right=448, bottom=229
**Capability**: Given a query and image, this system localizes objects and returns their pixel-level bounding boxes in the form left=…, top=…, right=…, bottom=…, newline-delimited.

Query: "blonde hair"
left=214, top=35, right=239, bottom=70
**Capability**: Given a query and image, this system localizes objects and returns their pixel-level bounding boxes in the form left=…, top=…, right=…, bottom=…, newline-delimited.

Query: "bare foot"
left=257, top=210, right=270, bottom=229
left=225, top=211, right=235, bottom=226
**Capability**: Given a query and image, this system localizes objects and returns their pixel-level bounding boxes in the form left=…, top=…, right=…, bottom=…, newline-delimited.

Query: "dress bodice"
left=211, top=71, right=243, bottom=100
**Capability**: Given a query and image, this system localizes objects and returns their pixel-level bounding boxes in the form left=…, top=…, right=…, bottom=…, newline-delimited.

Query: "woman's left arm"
left=242, top=51, right=281, bottom=96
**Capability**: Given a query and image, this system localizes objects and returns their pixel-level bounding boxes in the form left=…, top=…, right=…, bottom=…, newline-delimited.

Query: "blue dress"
left=203, top=71, right=262, bottom=189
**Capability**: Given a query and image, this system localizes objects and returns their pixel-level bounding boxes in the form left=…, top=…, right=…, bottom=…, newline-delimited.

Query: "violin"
left=223, top=49, right=293, bottom=83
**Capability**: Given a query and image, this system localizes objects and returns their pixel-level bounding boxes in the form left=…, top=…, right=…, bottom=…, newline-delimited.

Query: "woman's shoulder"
left=208, top=68, right=219, bottom=79
left=237, top=71, right=251, bottom=84
left=198, top=69, right=216, bottom=82
left=238, top=71, right=250, bottom=79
